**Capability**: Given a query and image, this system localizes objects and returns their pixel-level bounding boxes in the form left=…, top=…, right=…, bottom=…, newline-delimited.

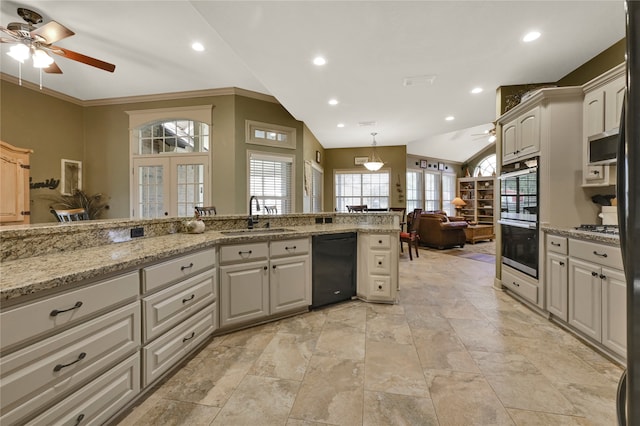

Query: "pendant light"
left=363, top=132, right=385, bottom=171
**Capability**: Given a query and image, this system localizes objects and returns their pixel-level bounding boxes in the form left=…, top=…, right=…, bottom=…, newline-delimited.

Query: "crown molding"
left=1, top=72, right=279, bottom=107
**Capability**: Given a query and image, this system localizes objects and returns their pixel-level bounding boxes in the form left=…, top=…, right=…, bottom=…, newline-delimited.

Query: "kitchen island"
left=0, top=212, right=400, bottom=425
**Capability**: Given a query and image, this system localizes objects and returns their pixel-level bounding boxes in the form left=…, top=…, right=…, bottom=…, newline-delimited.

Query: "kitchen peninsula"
left=0, top=212, right=399, bottom=425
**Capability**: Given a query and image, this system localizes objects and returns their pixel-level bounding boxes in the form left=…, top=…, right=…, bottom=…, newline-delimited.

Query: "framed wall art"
left=61, top=159, right=82, bottom=195
left=354, top=156, right=368, bottom=165
left=419, top=160, right=428, bottom=169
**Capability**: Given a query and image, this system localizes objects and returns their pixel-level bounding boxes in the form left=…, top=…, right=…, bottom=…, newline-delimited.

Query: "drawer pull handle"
left=378, top=240, right=383, bottom=244
left=272, top=265, right=277, bottom=269
left=600, top=274, right=607, bottom=280
left=54, top=352, right=86, bottom=372
left=593, top=251, right=608, bottom=258
left=285, top=246, right=297, bottom=250
left=592, top=271, right=599, bottom=277
left=181, top=263, right=194, bottom=271
left=239, top=250, right=253, bottom=255
left=551, top=242, right=561, bottom=246
left=264, top=266, right=268, bottom=270
left=378, top=261, right=382, bottom=265
left=74, top=414, right=85, bottom=426
left=512, top=281, right=520, bottom=287
left=183, top=332, right=195, bottom=342
left=182, top=294, right=195, bottom=303
left=50, top=301, right=83, bottom=317
left=559, top=261, right=565, bottom=266
left=378, top=285, right=383, bottom=290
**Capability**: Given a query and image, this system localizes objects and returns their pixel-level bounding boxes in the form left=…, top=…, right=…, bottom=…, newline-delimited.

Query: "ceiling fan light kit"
left=363, top=132, right=385, bottom=172
left=1, top=7, right=116, bottom=89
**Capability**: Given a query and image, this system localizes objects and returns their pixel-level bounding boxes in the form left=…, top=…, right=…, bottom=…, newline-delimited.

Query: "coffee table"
left=464, top=224, right=495, bottom=244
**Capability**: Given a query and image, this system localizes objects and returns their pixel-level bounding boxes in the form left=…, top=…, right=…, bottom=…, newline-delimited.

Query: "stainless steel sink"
left=220, top=228, right=292, bottom=236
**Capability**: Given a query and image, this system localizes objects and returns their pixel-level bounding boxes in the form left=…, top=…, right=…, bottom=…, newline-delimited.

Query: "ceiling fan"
left=471, top=126, right=497, bottom=142
left=0, top=7, right=115, bottom=75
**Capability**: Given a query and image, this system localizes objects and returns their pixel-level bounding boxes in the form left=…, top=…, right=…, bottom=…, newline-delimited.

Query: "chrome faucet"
left=248, top=195, right=260, bottom=229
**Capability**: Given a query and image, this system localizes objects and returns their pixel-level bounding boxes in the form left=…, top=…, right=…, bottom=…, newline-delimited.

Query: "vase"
left=186, top=219, right=205, bottom=234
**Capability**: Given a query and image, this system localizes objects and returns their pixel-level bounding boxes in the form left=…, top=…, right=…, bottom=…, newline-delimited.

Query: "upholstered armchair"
left=416, top=210, right=468, bottom=249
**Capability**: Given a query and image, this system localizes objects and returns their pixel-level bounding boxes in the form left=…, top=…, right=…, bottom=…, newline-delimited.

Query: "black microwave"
left=588, top=128, right=619, bottom=165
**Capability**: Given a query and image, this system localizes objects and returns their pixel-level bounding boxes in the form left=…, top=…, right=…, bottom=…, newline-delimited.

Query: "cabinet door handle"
left=551, top=242, right=561, bottom=246
left=599, top=274, right=607, bottom=280
left=54, top=352, right=87, bottom=372
left=182, top=332, right=195, bottom=342
left=285, top=246, right=297, bottom=251
left=74, top=414, right=85, bottom=426
left=239, top=250, right=253, bottom=255
left=50, top=301, right=83, bottom=317
left=593, top=251, right=608, bottom=258
left=272, top=265, right=277, bottom=269
left=182, top=294, right=195, bottom=303
left=559, top=261, right=565, bottom=266
left=591, top=170, right=600, bottom=175
left=512, top=281, right=520, bottom=287
left=592, top=271, right=599, bottom=277
left=180, top=262, right=194, bottom=271
left=263, top=266, right=268, bottom=270
left=378, top=261, right=382, bottom=265
left=378, top=240, right=383, bottom=244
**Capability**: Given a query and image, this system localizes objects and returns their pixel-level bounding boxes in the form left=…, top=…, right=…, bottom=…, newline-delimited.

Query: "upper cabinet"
left=0, top=141, right=33, bottom=225
left=501, top=106, right=540, bottom=164
left=582, top=63, right=625, bottom=187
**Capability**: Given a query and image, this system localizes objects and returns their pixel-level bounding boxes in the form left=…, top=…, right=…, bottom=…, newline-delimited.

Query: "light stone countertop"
left=0, top=223, right=397, bottom=304
left=541, top=224, right=620, bottom=246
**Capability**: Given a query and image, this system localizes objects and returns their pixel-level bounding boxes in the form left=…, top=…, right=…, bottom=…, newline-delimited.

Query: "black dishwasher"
left=311, top=232, right=357, bottom=308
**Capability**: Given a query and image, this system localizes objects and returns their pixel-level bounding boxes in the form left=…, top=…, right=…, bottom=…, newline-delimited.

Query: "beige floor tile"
left=288, top=355, right=364, bottom=425
left=211, top=375, right=300, bottom=426
left=249, top=331, right=318, bottom=381
left=506, top=408, right=593, bottom=426
left=413, top=327, right=481, bottom=373
left=118, top=397, right=220, bottom=426
left=364, top=340, right=429, bottom=397
left=365, top=311, right=413, bottom=344
left=362, top=391, right=438, bottom=426
left=314, top=320, right=366, bottom=360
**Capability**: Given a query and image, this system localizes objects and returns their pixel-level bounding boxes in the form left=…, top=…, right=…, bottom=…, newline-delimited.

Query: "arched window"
left=127, top=106, right=212, bottom=218
left=474, top=154, right=496, bottom=177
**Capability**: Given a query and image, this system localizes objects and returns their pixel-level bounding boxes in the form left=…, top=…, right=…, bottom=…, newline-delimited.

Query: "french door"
left=132, top=155, right=209, bottom=218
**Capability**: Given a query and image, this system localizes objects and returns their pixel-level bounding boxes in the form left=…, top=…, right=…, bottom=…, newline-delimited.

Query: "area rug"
left=420, top=241, right=496, bottom=264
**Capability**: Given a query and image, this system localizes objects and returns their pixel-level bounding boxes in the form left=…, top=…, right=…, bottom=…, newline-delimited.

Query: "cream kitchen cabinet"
left=357, top=233, right=398, bottom=303
left=219, top=238, right=311, bottom=329
left=141, top=248, right=218, bottom=386
left=546, top=235, right=568, bottom=321
left=269, top=238, right=311, bottom=314
left=582, top=63, right=625, bottom=186
left=0, top=141, right=32, bottom=225
left=567, top=238, right=626, bottom=359
left=501, top=105, right=540, bottom=164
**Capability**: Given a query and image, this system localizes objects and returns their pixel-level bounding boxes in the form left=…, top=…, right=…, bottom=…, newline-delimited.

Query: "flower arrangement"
left=47, top=189, right=109, bottom=220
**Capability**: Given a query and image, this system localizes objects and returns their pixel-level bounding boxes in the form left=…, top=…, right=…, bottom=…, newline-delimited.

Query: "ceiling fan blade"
left=31, top=21, right=74, bottom=44
left=44, top=61, right=63, bottom=74
left=1, top=37, right=17, bottom=43
left=0, top=26, right=20, bottom=40
left=51, top=46, right=115, bottom=73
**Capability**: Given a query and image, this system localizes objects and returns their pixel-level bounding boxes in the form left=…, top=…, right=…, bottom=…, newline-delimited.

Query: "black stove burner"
left=576, top=224, right=619, bottom=234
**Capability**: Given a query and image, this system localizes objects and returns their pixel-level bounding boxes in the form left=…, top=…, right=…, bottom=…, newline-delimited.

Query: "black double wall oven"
left=498, top=157, right=539, bottom=278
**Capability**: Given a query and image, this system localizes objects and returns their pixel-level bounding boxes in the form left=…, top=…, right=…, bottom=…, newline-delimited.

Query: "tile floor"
left=118, top=244, right=623, bottom=425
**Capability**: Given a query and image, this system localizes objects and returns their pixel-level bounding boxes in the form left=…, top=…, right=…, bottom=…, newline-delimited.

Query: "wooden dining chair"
left=52, top=208, right=89, bottom=222
left=400, top=208, right=422, bottom=260
left=264, top=205, right=278, bottom=214
left=195, top=206, right=217, bottom=216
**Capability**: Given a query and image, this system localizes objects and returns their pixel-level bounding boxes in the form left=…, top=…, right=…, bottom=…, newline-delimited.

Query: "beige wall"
left=323, top=145, right=407, bottom=211
left=1, top=80, right=84, bottom=223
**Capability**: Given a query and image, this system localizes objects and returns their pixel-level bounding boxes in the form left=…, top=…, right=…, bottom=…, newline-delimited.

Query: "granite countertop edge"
left=1, top=224, right=398, bottom=303
left=540, top=224, right=620, bottom=246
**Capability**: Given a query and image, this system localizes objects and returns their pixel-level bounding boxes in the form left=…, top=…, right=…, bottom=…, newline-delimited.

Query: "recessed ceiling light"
left=471, top=87, right=483, bottom=94
left=337, top=123, right=345, bottom=128
left=191, top=42, right=205, bottom=52
left=523, top=31, right=541, bottom=43
left=445, top=116, right=455, bottom=121
left=313, top=56, right=326, bottom=66
left=328, top=99, right=339, bottom=106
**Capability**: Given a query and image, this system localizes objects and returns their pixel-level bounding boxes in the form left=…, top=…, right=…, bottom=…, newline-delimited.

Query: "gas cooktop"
left=575, top=224, right=620, bottom=234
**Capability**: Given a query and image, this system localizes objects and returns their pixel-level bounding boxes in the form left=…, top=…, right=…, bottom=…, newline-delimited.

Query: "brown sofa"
left=411, top=210, right=468, bottom=249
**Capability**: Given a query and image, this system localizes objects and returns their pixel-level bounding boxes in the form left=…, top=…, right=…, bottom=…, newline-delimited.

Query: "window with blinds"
left=311, top=166, right=323, bottom=212
left=424, top=171, right=441, bottom=212
left=249, top=153, right=294, bottom=214
left=335, top=170, right=389, bottom=212
left=441, top=173, right=456, bottom=216
left=406, top=170, right=422, bottom=212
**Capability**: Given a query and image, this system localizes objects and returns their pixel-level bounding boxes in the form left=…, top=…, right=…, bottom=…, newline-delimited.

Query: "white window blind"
left=406, top=170, right=422, bottom=212
left=441, top=173, right=456, bottom=216
left=249, top=153, right=293, bottom=214
left=424, top=171, right=440, bottom=212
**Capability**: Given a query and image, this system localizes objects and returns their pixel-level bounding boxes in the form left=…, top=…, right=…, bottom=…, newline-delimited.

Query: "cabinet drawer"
left=220, top=242, right=268, bottom=264
left=270, top=238, right=310, bottom=257
left=369, top=234, right=391, bottom=249
left=0, top=271, right=139, bottom=351
left=569, top=239, right=623, bottom=269
left=143, top=303, right=216, bottom=386
left=368, top=275, right=392, bottom=300
left=142, top=269, right=216, bottom=342
left=143, top=248, right=215, bottom=293
left=25, top=354, right=140, bottom=426
left=546, top=235, right=567, bottom=255
left=368, top=250, right=391, bottom=275
left=0, top=303, right=140, bottom=426
left=502, top=268, right=538, bottom=304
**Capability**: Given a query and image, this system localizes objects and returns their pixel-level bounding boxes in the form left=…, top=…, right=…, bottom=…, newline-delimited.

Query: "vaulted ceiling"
left=0, top=1, right=626, bottom=162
